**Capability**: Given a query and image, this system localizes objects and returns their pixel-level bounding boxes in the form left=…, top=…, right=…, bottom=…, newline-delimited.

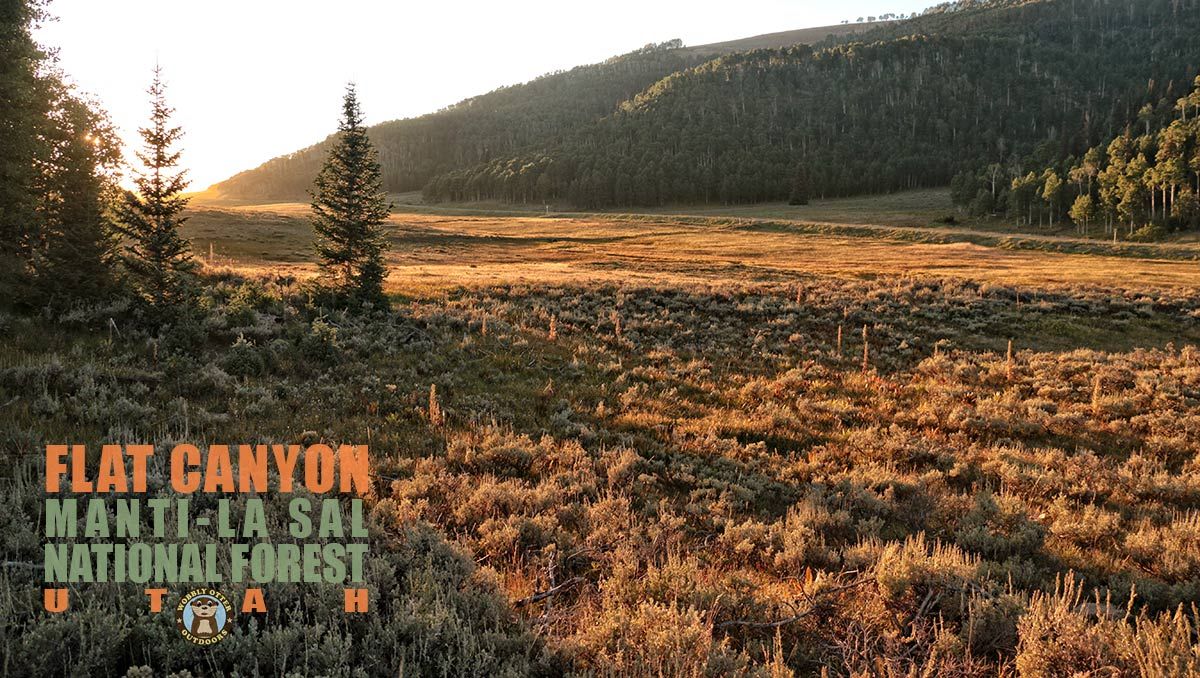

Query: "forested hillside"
left=425, top=0, right=1200, bottom=207
left=204, top=23, right=885, bottom=202
left=209, top=0, right=1200, bottom=211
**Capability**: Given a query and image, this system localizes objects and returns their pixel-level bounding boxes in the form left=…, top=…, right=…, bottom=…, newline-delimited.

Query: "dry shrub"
left=954, top=492, right=1045, bottom=561
left=571, top=601, right=716, bottom=678
left=1017, top=575, right=1200, bottom=677
left=1123, top=512, right=1200, bottom=583
left=1047, top=496, right=1123, bottom=548
left=874, top=533, right=981, bottom=623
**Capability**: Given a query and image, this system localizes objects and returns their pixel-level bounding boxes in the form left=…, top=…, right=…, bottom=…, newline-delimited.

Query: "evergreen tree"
left=1175, top=188, right=1200, bottom=228
left=950, top=170, right=979, bottom=207
left=310, top=84, right=391, bottom=304
left=1191, top=134, right=1200, bottom=194
left=32, top=81, right=123, bottom=303
left=1117, top=155, right=1150, bottom=233
left=0, top=0, right=48, bottom=300
left=1009, top=172, right=1040, bottom=226
left=788, top=166, right=810, bottom=205
left=114, top=67, right=195, bottom=311
left=1155, top=122, right=1188, bottom=213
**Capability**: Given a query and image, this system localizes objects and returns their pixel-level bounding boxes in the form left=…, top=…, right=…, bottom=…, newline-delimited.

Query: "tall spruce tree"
left=311, top=84, right=391, bottom=304
left=0, top=0, right=49, bottom=301
left=32, top=82, right=123, bottom=304
left=114, top=66, right=195, bottom=311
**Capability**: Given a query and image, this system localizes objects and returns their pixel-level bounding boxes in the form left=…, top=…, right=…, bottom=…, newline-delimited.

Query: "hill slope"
left=209, top=0, right=1200, bottom=209
left=424, top=0, right=1200, bottom=207
left=203, top=23, right=884, bottom=202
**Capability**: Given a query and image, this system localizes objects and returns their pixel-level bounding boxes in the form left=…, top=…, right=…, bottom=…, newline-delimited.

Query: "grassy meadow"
left=4, top=194, right=1200, bottom=675
left=185, top=195, right=1200, bottom=294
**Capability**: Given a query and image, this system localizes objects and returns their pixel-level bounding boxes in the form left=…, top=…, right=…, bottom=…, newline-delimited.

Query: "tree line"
left=1, top=0, right=391, bottom=318
left=954, top=75, right=1200, bottom=238
left=1, top=0, right=121, bottom=306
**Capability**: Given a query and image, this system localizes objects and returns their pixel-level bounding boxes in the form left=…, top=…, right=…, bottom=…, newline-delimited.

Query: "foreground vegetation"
left=3, top=248, right=1198, bottom=674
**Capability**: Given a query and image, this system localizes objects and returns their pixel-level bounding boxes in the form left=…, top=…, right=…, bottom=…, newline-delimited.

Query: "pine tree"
left=33, top=82, right=123, bottom=303
left=788, top=166, right=810, bottom=205
left=113, top=66, right=195, bottom=311
left=310, top=84, right=391, bottom=304
left=1010, top=172, right=1040, bottom=226
left=1117, top=155, right=1150, bottom=233
left=0, top=0, right=49, bottom=301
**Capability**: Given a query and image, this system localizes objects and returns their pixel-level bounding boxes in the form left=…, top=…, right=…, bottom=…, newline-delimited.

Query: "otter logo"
left=175, top=589, right=233, bottom=645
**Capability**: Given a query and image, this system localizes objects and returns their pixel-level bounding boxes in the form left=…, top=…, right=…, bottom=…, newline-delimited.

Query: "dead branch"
left=514, top=576, right=584, bottom=607
left=2, top=561, right=40, bottom=569
left=714, top=576, right=876, bottom=630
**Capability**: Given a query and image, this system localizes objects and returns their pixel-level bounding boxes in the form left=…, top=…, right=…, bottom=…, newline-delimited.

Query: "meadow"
left=184, top=195, right=1200, bottom=293
left=3, top=196, right=1199, bottom=676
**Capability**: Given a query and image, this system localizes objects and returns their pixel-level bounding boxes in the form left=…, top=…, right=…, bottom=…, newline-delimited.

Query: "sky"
left=35, top=0, right=934, bottom=190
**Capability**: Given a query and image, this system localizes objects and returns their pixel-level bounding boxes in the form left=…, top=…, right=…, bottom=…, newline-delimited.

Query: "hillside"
left=203, top=41, right=701, bottom=202
left=425, top=0, right=1200, bottom=207
left=208, top=0, right=1200, bottom=212
left=202, top=22, right=885, bottom=203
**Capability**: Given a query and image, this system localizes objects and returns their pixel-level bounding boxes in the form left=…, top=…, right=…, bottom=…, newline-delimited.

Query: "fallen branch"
left=2, top=561, right=40, bottom=570
left=714, top=576, right=875, bottom=630
left=714, top=608, right=821, bottom=630
left=514, top=576, right=584, bottom=607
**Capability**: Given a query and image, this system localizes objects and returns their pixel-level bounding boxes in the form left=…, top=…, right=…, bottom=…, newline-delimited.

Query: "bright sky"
left=35, top=0, right=933, bottom=190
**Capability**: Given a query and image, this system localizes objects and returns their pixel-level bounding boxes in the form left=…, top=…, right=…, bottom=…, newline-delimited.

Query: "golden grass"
left=184, top=204, right=1200, bottom=297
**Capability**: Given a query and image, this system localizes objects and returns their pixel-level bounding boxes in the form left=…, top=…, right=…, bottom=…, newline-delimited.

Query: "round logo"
left=175, top=588, right=233, bottom=645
